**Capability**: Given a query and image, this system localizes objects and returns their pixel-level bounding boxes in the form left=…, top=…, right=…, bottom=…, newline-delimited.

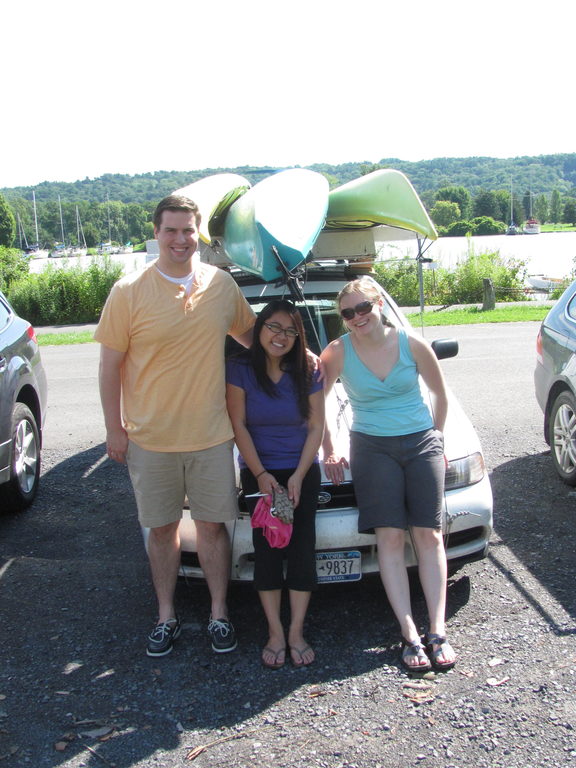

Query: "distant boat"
left=19, top=193, right=50, bottom=257
left=70, top=206, right=87, bottom=257
left=527, top=275, right=562, bottom=292
left=50, top=195, right=73, bottom=257
left=506, top=180, right=519, bottom=235
left=523, top=185, right=540, bottom=234
left=523, top=217, right=541, bottom=235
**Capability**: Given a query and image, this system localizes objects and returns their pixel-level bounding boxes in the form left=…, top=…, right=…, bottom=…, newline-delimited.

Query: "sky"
left=3, top=0, right=574, bottom=189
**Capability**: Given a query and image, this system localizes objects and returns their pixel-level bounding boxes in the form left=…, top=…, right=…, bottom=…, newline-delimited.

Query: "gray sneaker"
left=207, top=617, right=237, bottom=653
left=146, top=616, right=182, bottom=657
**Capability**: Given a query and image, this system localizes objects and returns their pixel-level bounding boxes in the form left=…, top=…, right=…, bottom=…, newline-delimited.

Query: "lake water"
left=377, top=231, right=576, bottom=280
left=30, top=231, right=576, bottom=282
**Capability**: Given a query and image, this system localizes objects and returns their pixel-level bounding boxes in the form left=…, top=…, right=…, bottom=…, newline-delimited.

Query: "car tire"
left=0, top=403, right=41, bottom=512
left=549, top=390, right=576, bottom=485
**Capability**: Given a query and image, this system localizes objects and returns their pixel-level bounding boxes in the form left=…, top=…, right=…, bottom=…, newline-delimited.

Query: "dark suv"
left=0, top=291, right=47, bottom=512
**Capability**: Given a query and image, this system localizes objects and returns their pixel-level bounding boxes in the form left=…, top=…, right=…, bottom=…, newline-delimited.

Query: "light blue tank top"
left=340, top=327, right=434, bottom=436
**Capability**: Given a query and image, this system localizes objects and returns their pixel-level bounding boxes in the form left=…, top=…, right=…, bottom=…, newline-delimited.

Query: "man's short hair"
left=153, top=195, right=202, bottom=230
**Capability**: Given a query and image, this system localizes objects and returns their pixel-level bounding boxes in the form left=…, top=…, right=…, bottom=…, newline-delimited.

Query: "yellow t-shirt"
left=94, top=261, right=255, bottom=451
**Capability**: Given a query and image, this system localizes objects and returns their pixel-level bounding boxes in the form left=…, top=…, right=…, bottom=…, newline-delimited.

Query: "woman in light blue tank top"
left=321, top=277, right=457, bottom=673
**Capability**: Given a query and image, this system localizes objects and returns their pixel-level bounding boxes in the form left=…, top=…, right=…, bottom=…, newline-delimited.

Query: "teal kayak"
left=325, top=169, right=437, bottom=240
left=224, top=169, right=329, bottom=282
left=173, top=173, right=251, bottom=244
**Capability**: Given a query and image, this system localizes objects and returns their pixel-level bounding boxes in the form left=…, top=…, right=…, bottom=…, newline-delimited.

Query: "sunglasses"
left=263, top=321, right=299, bottom=338
left=340, top=300, right=375, bottom=321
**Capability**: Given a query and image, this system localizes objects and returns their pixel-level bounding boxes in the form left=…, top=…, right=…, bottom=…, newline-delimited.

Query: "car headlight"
left=445, top=452, right=485, bottom=489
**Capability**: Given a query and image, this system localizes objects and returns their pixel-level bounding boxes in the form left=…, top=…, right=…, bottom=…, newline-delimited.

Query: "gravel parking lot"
left=1, top=322, right=575, bottom=768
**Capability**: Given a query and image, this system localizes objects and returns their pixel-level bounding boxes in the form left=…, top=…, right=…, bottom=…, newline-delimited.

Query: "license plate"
left=316, top=550, right=362, bottom=582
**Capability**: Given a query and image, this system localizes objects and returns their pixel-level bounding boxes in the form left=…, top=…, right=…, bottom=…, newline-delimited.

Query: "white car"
left=174, top=263, right=493, bottom=584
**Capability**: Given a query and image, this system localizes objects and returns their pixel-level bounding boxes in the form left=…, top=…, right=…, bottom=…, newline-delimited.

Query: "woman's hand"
left=323, top=453, right=349, bottom=485
left=287, top=472, right=303, bottom=508
left=257, top=471, right=279, bottom=497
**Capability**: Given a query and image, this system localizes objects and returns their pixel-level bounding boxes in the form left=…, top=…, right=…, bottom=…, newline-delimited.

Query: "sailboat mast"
left=510, top=180, right=514, bottom=225
left=58, top=195, right=65, bottom=244
left=33, top=191, right=40, bottom=244
left=107, top=193, right=112, bottom=243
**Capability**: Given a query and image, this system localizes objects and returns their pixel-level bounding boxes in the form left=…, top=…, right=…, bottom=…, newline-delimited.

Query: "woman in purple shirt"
left=226, top=300, right=324, bottom=669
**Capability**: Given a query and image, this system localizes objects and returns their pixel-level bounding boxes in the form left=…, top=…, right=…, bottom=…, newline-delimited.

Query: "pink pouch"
left=251, top=494, right=293, bottom=548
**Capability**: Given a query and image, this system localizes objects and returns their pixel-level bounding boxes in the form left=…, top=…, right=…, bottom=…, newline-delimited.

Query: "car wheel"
left=0, top=403, right=41, bottom=512
left=549, top=391, right=576, bottom=485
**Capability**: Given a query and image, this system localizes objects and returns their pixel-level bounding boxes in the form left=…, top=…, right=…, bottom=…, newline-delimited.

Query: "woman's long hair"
left=251, top=300, right=312, bottom=420
left=337, top=276, right=396, bottom=329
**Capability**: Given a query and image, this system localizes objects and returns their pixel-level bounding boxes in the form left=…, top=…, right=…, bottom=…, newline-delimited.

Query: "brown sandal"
left=424, top=633, right=457, bottom=671
left=401, top=638, right=432, bottom=673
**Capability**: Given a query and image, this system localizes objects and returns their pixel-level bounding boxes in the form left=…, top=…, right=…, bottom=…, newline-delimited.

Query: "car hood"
left=322, top=381, right=482, bottom=482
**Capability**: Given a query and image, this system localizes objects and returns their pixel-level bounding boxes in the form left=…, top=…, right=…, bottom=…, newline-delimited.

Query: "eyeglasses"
left=340, top=300, right=374, bottom=320
left=263, top=321, right=299, bottom=338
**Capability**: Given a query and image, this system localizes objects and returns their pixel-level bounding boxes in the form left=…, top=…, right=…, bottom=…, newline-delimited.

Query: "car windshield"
left=247, top=298, right=339, bottom=356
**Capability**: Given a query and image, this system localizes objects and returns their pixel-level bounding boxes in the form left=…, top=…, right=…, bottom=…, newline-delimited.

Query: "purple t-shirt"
left=226, top=357, right=323, bottom=470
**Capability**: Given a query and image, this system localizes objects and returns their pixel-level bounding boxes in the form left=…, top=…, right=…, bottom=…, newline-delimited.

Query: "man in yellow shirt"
left=95, top=195, right=255, bottom=657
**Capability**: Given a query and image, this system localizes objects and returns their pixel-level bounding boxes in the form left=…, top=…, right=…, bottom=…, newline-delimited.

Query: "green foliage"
left=563, top=201, right=576, bottom=226
left=435, top=186, right=471, bottom=220
left=444, top=220, right=473, bottom=237
left=470, top=216, right=506, bottom=235
left=373, top=259, right=421, bottom=306
left=550, top=189, right=562, bottom=222
left=446, top=250, right=526, bottom=303
left=473, top=190, right=501, bottom=220
left=534, top=194, right=549, bottom=224
left=0, top=246, right=29, bottom=292
left=6, top=256, right=123, bottom=325
left=373, top=249, right=527, bottom=306
left=0, top=194, right=16, bottom=247
left=430, top=200, right=461, bottom=228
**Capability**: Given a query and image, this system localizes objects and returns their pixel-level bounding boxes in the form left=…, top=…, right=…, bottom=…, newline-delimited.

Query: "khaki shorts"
left=126, top=439, right=239, bottom=528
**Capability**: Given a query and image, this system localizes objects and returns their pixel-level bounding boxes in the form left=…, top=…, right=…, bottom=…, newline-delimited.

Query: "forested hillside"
left=2, top=154, right=576, bottom=205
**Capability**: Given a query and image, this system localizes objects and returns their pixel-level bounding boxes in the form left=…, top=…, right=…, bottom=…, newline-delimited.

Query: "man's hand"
left=106, top=427, right=129, bottom=464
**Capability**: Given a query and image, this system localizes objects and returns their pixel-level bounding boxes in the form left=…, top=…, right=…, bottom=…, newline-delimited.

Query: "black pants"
left=241, top=464, right=320, bottom=591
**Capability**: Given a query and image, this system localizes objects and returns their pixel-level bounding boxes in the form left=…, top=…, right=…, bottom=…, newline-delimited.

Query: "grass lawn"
left=405, top=303, right=553, bottom=326
left=36, top=303, right=554, bottom=345
left=37, top=330, right=96, bottom=346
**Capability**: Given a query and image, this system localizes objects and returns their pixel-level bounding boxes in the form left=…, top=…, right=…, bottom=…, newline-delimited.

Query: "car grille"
left=237, top=482, right=356, bottom=515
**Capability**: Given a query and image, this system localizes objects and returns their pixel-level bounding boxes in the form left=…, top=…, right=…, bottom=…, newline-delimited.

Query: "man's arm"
left=231, top=326, right=254, bottom=349
left=99, top=344, right=129, bottom=463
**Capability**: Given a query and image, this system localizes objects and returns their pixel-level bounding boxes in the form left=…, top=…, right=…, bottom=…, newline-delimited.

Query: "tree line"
left=1, top=153, right=576, bottom=249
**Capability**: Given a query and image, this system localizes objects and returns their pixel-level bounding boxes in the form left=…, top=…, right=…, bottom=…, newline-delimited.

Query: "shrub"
left=0, top=247, right=29, bottom=293
left=7, top=256, right=123, bottom=325
left=470, top=216, right=506, bottom=236
left=373, top=259, right=421, bottom=306
left=444, top=250, right=527, bottom=303
left=445, top=220, right=473, bottom=237
left=373, top=249, right=527, bottom=306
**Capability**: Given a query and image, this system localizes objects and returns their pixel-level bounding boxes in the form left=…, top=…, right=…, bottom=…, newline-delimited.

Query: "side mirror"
left=431, top=338, right=459, bottom=360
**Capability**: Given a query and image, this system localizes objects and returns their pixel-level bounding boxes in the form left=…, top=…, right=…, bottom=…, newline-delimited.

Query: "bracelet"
left=255, top=469, right=267, bottom=479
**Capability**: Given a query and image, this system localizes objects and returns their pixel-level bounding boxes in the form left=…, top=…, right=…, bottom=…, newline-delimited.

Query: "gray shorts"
left=126, top=439, right=239, bottom=528
left=350, top=429, right=445, bottom=533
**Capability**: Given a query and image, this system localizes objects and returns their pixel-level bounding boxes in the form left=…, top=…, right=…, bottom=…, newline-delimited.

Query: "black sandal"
left=400, top=638, right=432, bottom=673
left=424, top=633, right=457, bottom=671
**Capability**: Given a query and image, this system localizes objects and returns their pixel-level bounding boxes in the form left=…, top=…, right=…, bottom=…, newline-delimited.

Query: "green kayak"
left=325, top=169, right=437, bottom=240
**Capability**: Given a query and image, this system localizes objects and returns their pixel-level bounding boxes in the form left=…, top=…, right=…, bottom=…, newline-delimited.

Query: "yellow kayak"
left=173, top=173, right=251, bottom=244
